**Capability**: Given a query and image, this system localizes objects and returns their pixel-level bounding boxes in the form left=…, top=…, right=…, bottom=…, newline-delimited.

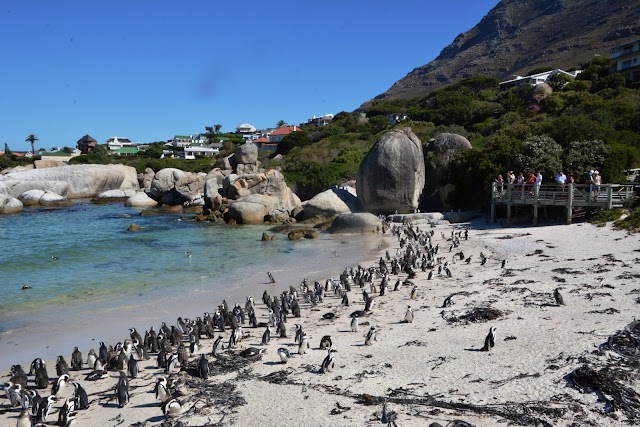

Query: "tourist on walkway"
left=495, top=174, right=504, bottom=194
left=593, top=170, right=601, bottom=199
left=555, top=171, right=566, bottom=191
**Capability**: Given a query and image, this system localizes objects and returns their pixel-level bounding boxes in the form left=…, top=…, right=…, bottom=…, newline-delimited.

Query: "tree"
left=25, top=134, right=38, bottom=157
left=514, top=135, right=563, bottom=179
left=276, top=120, right=287, bottom=127
left=563, top=140, right=608, bottom=176
left=214, top=124, right=222, bottom=134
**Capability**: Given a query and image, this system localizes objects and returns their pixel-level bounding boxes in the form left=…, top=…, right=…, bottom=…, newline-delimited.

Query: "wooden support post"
left=607, top=185, right=613, bottom=209
left=567, top=183, right=573, bottom=224
left=506, top=184, right=512, bottom=225
left=533, top=184, right=539, bottom=225
left=490, top=182, right=496, bottom=223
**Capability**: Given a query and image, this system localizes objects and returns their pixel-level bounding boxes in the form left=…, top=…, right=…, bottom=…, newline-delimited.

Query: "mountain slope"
left=367, top=0, right=640, bottom=103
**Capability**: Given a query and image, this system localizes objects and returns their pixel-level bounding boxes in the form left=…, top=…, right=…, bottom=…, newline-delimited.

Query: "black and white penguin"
left=410, top=286, right=418, bottom=300
left=319, top=349, right=337, bottom=374
left=351, top=315, right=359, bottom=333
left=129, top=327, right=143, bottom=345
left=239, top=347, right=265, bottom=358
left=480, top=326, right=497, bottom=351
left=56, top=355, right=69, bottom=377
left=267, top=271, right=276, bottom=283
left=197, top=354, right=210, bottom=379
left=163, top=398, right=182, bottom=419
left=427, top=270, right=433, bottom=280
left=177, top=344, right=190, bottom=365
left=277, top=347, right=291, bottom=364
left=319, top=335, right=332, bottom=350
left=51, top=374, right=70, bottom=397
left=212, top=335, right=225, bottom=357
left=165, top=353, right=179, bottom=374
left=35, top=395, right=55, bottom=424
left=154, top=377, right=170, bottom=403
left=57, top=396, right=75, bottom=426
left=98, top=342, right=109, bottom=363
left=33, top=359, right=49, bottom=390
left=341, top=292, right=350, bottom=306
left=298, top=333, right=309, bottom=355
left=554, top=288, right=565, bottom=306
left=157, top=348, right=167, bottom=369
left=365, top=327, right=377, bottom=346
left=442, top=295, right=453, bottom=308
left=86, top=349, right=97, bottom=371
left=73, top=382, right=89, bottom=410
left=294, top=324, right=303, bottom=344
left=404, top=306, right=414, bottom=323
left=115, top=372, right=129, bottom=408
left=127, top=354, right=138, bottom=379
left=501, top=259, right=507, bottom=268
left=16, top=409, right=31, bottom=427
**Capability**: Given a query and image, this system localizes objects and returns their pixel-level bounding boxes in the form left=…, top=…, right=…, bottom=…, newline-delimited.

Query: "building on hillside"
left=610, top=38, right=640, bottom=82
left=110, top=146, right=140, bottom=156
left=386, top=113, right=407, bottom=124
left=237, top=123, right=257, bottom=134
left=106, top=137, right=133, bottom=151
left=268, top=125, right=300, bottom=144
left=170, top=134, right=208, bottom=148
left=40, top=149, right=81, bottom=162
left=307, top=114, right=334, bottom=126
left=499, top=69, right=582, bottom=90
left=76, top=135, right=98, bottom=154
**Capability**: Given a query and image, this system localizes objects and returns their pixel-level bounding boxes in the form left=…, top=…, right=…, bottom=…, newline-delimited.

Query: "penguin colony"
left=2, top=218, right=542, bottom=426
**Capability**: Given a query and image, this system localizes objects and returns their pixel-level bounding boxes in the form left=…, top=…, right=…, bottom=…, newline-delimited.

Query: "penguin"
left=6, top=381, right=21, bottom=407
left=298, top=333, right=310, bottom=355
left=212, top=335, right=225, bottom=357
left=554, top=288, right=565, bottom=306
left=154, top=377, right=170, bottom=403
left=127, top=354, right=139, bottom=379
left=51, top=255, right=59, bottom=260
left=427, top=270, right=433, bottom=280
left=319, top=349, right=337, bottom=374
left=410, top=286, right=418, bottom=300
left=57, top=396, right=75, bottom=426
left=404, top=306, right=414, bottom=323
left=501, top=259, right=507, bottom=268
left=16, top=409, right=31, bottom=427
left=277, top=318, right=287, bottom=339
left=177, top=344, right=190, bottom=365
left=480, top=326, right=497, bottom=351
left=351, top=315, right=359, bottom=333
left=157, top=348, right=167, bottom=369
left=35, top=395, right=55, bottom=424
left=465, top=256, right=472, bottom=264
left=261, top=325, right=271, bottom=345
left=98, top=342, right=109, bottom=363
left=163, top=398, right=182, bottom=418
left=267, top=271, right=276, bottom=283
left=239, top=347, right=265, bottom=358
left=129, top=328, right=143, bottom=346
left=277, top=347, right=291, bottom=364
left=115, top=372, right=129, bottom=408
left=122, top=339, right=133, bottom=359
left=365, top=327, right=377, bottom=346
left=341, top=292, right=350, bottom=306
left=294, top=324, right=303, bottom=344
left=442, top=295, right=453, bottom=308
left=33, top=359, right=49, bottom=389
left=165, top=353, right=179, bottom=374
left=197, top=354, right=210, bottom=379
left=52, top=374, right=70, bottom=398
left=73, top=382, right=89, bottom=410
left=85, top=359, right=108, bottom=381
left=64, top=412, right=78, bottom=427
left=319, top=335, right=332, bottom=350
left=56, top=355, right=69, bottom=376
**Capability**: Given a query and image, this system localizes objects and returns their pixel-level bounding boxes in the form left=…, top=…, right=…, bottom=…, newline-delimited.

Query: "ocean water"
left=0, top=201, right=380, bottom=367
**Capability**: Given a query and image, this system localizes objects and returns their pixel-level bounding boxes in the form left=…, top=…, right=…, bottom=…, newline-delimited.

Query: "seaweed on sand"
left=442, top=307, right=507, bottom=324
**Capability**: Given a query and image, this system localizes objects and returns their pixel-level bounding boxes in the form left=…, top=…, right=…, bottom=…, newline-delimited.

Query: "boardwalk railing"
left=490, top=182, right=639, bottom=224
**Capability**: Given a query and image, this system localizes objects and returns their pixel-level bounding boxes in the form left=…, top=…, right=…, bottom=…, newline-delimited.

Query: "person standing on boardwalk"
left=535, top=171, right=543, bottom=192
left=593, top=170, right=602, bottom=199
left=555, top=171, right=566, bottom=191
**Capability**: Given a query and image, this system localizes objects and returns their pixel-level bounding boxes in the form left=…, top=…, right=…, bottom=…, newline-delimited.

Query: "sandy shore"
left=2, top=219, right=639, bottom=426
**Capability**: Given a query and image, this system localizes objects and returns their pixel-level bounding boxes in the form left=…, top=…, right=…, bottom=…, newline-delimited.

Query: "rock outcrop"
left=0, top=194, right=23, bottom=214
left=329, top=213, right=382, bottom=234
left=125, top=192, right=159, bottom=207
left=94, top=189, right=138, bottom=201
left=356, top=128, right=425, bottom=215
left=302, top=187, right=359, bottom=220
left=19, top=189, right=72, bottom=207
left=0, top=164, right=139, bottom=198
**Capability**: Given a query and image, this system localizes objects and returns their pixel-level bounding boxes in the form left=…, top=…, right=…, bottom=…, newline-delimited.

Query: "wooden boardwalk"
left=490, top=183, right=639, bottom=224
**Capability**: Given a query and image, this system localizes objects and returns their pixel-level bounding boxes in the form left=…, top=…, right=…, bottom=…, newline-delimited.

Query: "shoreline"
left=1, top=219, right=639, bottom=426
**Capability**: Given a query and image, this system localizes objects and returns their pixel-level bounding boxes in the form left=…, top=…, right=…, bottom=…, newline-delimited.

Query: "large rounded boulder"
left=329, top=213, right=382, bottom=234
left=234, top=142, right=258, bottom=164
left=303, top=187, right=359, bottom=220
left=0, top=195, right=23, bottom=214
left=149, top=168, right=186, bottom=200
left=125, top=192, right=159, bottom=207
left=226, top=201, right=268, bottom=224
left=356, top=128, right=425, bottom=214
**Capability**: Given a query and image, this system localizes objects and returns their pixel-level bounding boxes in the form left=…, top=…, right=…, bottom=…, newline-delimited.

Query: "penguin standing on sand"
left=351, top=315, right=359, bottom=333
left=52, top=374, right=70, bottom=397
left=319, top=335, right=332, bottom=350
left=35, top=395, right=55, bottom=424
left=319, top=349, right=337, bottom=374
left=127, top=354, right=139, bottom=379
left=404, top=306, right=414, bottom=323
left=267, top=272, right=276, bottom=283
left=554, top=288, right=565, bottom=306
left=57, top=396, right=75, bottom=426
left=294, top=324, right=303, bottom=344
left=73, top=382, right=89, bottom=410
left=115, top=372, right=129, bottom=408
left=501, top=259, right=507, bottom=268
left=298, top=333, right=309, bottom=355
left=56, top=356, right=69, bottom=376
left=86, top=349, right=97, bottom=370
left=365, top=327, right=378, bottom=346
left=154, top=377, right=169, bottom=403
left=163, top=398, right=182, bottom=419
left=410, top=286, right=418, bottom=300
left=16, top=409, right=31, bottom=427
left=480, top=326, right=497, bottom=351
left=212, top=335, right=224, bottom=357
left=33, top=359, right=49, bottom=389
left=197, top=354, right=210, bottom=379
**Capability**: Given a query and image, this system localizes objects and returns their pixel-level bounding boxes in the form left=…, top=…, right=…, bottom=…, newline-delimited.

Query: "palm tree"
left=214, top=124, right=222, bottom=134
left=25, top=134, right=38, bottom=157
left=276, top=120, right=286, bottom=127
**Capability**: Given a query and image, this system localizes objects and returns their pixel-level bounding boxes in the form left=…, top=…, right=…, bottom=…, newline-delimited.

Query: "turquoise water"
left=0, top=201, right=379, bottom=367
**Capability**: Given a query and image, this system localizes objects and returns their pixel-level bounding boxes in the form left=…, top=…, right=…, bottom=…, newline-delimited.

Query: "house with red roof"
left=268, top=125, right=300, bottom=144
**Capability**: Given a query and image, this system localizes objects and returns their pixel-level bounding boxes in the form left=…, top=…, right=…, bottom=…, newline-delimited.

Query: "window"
left=622, top=60, right=633, bottom=70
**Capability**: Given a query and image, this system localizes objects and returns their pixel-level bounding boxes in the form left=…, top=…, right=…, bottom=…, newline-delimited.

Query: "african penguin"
left=404, top=306, right=414, bottom=323
left=277, top=347, right=291, bottom=364
left=480, top=326, right=497, bottom=351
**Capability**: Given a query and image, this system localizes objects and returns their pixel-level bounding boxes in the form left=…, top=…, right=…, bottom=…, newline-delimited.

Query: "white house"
left=268, top=125, right=300, bottom=144
left=237, top=123, right=257, bottom=134
left=307, top=114, right=334, bottom=126
left=106, top=137, right=133, bottom=150
left=499, top=69, right=582, bottom=90
left=610, top=38, right=640, bottom=82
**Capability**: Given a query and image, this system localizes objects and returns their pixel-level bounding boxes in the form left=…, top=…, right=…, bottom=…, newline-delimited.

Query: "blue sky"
left=1, top=0, right=498, bottom=151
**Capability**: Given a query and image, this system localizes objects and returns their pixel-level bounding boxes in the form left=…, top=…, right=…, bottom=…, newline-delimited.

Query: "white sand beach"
left=2, top=219, right=639, bottom=426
